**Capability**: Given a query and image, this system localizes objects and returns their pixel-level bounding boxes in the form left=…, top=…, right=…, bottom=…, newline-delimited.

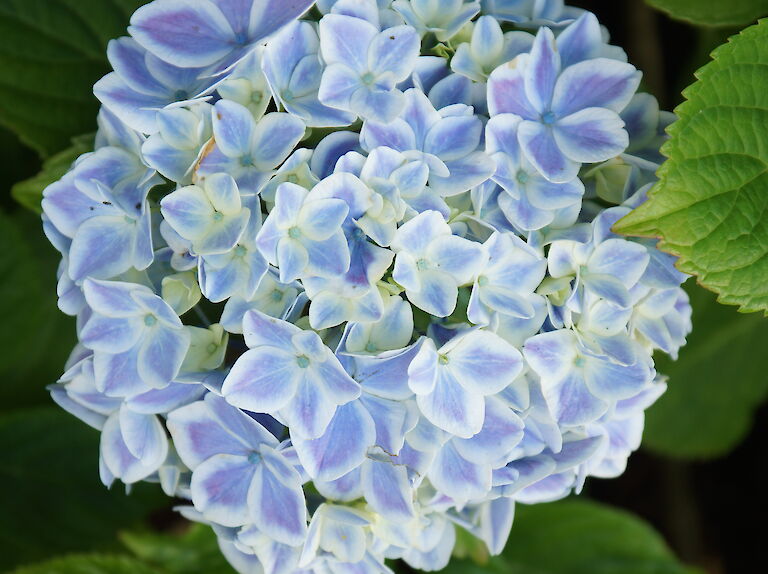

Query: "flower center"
left=213, top=211, right=224, bottom=221
left=416, top=258, right=429, bottom=271
left=206, top=343, right=218, bottom=354
left=288, top=226, right=301, bottom=239
left=144, top=314, right=157, bottom=327
left=574, top=357, right=586, bottom=368
left=252, top=91, right=263, bottom=104
left=247, top=451, right=261, bottom=464
left=477, top=275, right=489, bottom=287
left=516, top=170, right=529, bottom=184
left=296, top=355, right=310, bottom=368
left=282, top=89, right=294, bottom=102
left=541, top=111, right=557, bottom=125
left=438, top=354, right=450, bottom=365
left=361, top=72, right=375, bottom=85
left=234, top=245, right=247, bottom=257
left=271, top=289, right=283, bottom=301
left=174, top=89, right=188, bottom=101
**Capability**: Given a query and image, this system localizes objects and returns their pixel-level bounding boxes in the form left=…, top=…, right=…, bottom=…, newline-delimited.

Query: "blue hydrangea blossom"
left=42, top=1, right=694, bottom=572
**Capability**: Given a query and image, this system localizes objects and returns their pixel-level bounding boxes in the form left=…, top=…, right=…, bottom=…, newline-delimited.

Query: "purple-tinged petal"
left=487, top=58, right=538, bottom=119
left=552, top=58, right=641, bottom=116
left=292, top=400, right=375, bottom=481
left=191, top=453, right=254, bottom=527
left=130, top=0, right=235, bottom=68
left=361, top=459, right=414, bottom=520
left=524, top=28, right=560, bottom=114
left=553, top=107, right=628, bottom=164
left=168, top=401, right=255, bottom=468
left=543, top=371, right=608, bottom=426
left=518, top=120, right=579, bottom=183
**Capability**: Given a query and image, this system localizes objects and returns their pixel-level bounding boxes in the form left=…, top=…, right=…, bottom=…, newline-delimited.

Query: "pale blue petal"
left=80, top=315, right=143, bottom=354
left=137, top=326, right=190, bottom=388
left=250, top=113, right=306, bottom=169
left=368, top=26, right=420, bottom=80
left=212, top=100, right=255, bottom=158
left=319, top=14, right=379, bottom=72
left=429, top=440, right=490, bottom=502
left=222, top=347, right=302, bottom=413
left=69, top=216, right=143, bottom=281
left=523, top=330, right=578, bottom=383
left=447, top=331, right=523, bottom=395
left=119, top=406, right=167, bottom=462
left=589, top=239, right=650, bottom=287
left=417, top=369, right=484, bottom=438
left=453, top=397, right=524, bottom=464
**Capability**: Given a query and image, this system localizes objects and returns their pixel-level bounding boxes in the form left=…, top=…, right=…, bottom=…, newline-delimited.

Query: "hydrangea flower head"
left=42, top=1, right=693, bottom=572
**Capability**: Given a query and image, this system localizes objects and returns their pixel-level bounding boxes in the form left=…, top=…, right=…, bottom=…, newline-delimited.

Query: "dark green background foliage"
left=0, top=1, right=765, bottom=573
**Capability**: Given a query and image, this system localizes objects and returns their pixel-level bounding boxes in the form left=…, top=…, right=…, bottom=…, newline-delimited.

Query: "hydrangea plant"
left=42, top=0, right=693, bottom=572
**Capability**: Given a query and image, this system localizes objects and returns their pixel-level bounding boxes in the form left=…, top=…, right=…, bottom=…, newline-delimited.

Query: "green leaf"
left=615, top=20, right=768, bottom=313
left=12, top=134, right=94, bottom=213
left=0, top=407, right=168, bottom=570
left=645, top=0, right=768, bottom=27
left=0, top=210, right=77, bottom=411
left=644, top=283, right=768, bottom=458
left=9, top=554, right=163, bottom=574
left=120, top=525, right=236, bottom=574
left=0, top=0, right=145, bottom=157
left=442, top=500, right=699, bottom=574
left=500, top=500, right=700, bottom=574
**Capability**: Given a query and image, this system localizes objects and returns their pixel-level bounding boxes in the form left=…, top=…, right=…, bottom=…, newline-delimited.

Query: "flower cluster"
left=43, top=1, right=691, bottom=573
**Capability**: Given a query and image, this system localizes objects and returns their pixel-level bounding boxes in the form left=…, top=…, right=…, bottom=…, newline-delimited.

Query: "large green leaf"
left=0, top=210, right=77, bottom=411
left=644, top=284, right=768, bottom=458
left=12, top=134, right=94, bottom=213
left=0, top=0, right=144, bottom=157
left=9, top=555, right=162, bottom=574
left=503, top=500, right=698, bottom=574
left=646, top=0, right=768, bottom=27
left=120, top=525, right=236, bottom=574
left=443, top=500, right=698, bottom=574
left=615, top=20, right=768, bottom=313
left=0, top=408, right=168, bottom=570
